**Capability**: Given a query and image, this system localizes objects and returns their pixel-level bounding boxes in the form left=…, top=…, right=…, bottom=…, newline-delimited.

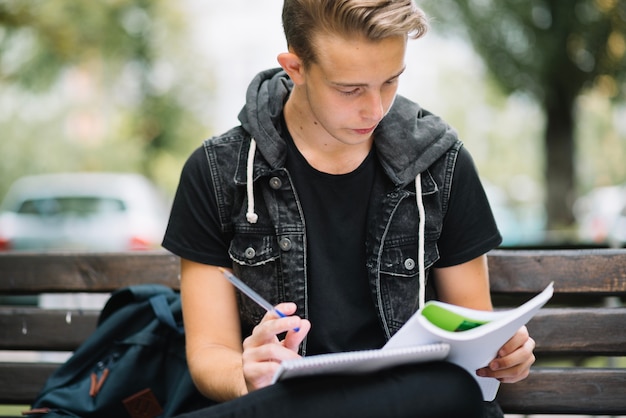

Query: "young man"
left=164, top=1, right=535, bottom=416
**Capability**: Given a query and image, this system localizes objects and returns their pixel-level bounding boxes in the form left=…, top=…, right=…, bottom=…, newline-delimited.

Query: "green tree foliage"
left=422, top=0, right=626, bottom=229
left=0, top=0, right=210, bottom=198
left=1, top=1, right=152, bottom=90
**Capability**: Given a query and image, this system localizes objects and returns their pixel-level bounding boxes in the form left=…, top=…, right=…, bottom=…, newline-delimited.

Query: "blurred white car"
left=0, top=172, right=170, bottom=252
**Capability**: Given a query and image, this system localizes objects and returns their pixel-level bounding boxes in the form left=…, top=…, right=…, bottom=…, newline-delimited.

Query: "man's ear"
left=277, top=52, right=305, bottom=85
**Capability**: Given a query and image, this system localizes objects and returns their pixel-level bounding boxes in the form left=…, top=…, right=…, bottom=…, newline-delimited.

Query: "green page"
left=421, top=303, right=488, bottom=332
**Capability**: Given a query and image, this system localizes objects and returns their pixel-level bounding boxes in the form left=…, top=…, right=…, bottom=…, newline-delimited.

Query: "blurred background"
left=0, top=0, right=625, bottom=251
left=0, top=2, right=625, bottom=417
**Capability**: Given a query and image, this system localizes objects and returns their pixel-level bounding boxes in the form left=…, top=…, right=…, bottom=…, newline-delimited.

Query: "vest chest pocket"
left=228, top=233, right=282, bottom=332
left=229, top=234, right=279, bottom=267
left=379, top=234, right=439, bottom=277
left=377, top=236, right=439, bottom=328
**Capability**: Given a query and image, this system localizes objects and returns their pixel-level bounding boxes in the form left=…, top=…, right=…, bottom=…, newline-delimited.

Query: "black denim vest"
left=202, top=122, right=461, bottom=353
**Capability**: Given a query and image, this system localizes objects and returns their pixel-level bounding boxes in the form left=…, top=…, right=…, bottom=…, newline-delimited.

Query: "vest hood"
left=238, top=68, right=460, bottom=187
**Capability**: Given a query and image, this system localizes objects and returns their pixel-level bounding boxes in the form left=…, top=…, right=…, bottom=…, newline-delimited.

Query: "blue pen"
left=218, top=267, right=300, bottom=332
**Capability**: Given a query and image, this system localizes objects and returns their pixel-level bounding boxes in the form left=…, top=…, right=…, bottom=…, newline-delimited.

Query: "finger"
left=478, top=337, right=536, bottom=383
left=492, top=336, right=535, bottom=371
left=260, top=302, right=297, bottom=323
left=477, top=359, right=532, bottom=383
left=283, top=319, right=311, bottom=351
left=243, top=340, right=301, bottom=364
left=244, top=307, right=305, bottom=350
left=498, top=326, right=530, bottom=357
left=258, top=302, right=302, bottom=332
left=242, top=349, right=283, bottom=391
left=260, top=314, right=304, bottom=337
left=489, top=355, right=534, bottom=383
left=242, top=337, right=303, bottom=391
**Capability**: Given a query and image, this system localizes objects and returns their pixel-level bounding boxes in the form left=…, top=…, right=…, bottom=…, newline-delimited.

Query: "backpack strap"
left=149, top=294, right=184, bottom=336
left=99, top=284, right=175, bottom=325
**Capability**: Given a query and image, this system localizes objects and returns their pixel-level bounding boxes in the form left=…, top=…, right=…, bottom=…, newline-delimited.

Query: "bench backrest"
left=0, top=249, right=625, bottom=414
left=487, top=249, right=626, bottom=415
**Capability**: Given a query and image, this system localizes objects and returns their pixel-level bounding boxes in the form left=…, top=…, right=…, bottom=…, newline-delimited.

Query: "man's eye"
left=340, top=88, right=360, bottom=96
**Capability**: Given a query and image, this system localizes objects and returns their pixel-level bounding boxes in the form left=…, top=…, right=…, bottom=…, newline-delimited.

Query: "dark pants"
left=174, top=361, right=491, bottom=418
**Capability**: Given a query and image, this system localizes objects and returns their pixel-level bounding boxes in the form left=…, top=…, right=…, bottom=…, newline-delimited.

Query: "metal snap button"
left=244, top=247, right=256, bottom=259
left=279, top=237, right=292, bottom=251
left=269, top=177, right=282, bottom=190
left=404, top=258, right=416, bottom=270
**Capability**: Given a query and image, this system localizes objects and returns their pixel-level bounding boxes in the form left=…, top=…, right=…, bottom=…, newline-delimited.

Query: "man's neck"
left=283, top=91, right=373, bottom=175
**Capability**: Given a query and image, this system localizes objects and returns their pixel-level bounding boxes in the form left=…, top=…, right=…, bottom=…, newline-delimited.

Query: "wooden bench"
left=0, top=249, right=625, bottom=415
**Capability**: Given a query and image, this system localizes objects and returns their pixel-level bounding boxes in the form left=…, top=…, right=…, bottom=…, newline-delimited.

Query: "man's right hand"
left=241, top=302, right=311, bottom=392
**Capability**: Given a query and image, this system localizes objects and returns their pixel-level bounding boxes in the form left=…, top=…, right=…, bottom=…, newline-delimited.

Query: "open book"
left=273, top=282, right=554, bottom=401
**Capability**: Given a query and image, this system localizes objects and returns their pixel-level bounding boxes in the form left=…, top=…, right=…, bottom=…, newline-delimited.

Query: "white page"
left=384, top=282, right=554, bottom=400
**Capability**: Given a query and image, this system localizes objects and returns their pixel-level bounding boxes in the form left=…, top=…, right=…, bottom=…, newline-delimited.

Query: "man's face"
left=300, top=33, right=407, bottom=146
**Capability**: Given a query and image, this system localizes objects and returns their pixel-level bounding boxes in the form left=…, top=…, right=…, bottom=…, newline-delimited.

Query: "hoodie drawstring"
left=246, top=138, right=259, bottom=224
left=245, top=136, right=425, bottom=308
left=415, top=173, right=426, bottom=310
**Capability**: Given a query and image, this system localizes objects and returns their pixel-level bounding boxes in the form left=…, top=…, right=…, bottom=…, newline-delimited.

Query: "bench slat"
left=0, top=308, right=98, bottom=350
left=2, top=249, right=625, bottom=294
left=0, top=362, right=58, bottom=404
left=3, top=363, right=624, bottom=414
left=2, top=307, right=624, bottom=356
left=528, top=307, right=626, bottom=355
left=488, top=249, right=626, bottom=294
left=0, top=251, right=180, bottom=293
left=497, top=367, right=626, bottom=415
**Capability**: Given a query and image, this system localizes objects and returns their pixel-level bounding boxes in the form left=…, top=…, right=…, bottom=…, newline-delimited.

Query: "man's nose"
left=360, top=91, right=384, bottom=121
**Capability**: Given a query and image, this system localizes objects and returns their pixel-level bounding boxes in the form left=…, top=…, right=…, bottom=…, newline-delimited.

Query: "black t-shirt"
left=163, top=126, right=501, bottom=354
left=283, top=127, right=386, bottom=354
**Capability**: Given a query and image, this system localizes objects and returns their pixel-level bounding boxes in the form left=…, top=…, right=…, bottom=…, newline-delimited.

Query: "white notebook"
left=272, top=342, right=451, bottom=383
left=272, top=282, right=553, bottom=401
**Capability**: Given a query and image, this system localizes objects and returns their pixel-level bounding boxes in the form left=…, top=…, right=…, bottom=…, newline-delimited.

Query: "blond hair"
left=282, top=0, right=429, bottom=66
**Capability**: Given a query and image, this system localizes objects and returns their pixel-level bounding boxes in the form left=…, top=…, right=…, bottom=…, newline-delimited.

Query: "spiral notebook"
left=272, top=282, right=553, bottom=401
left=272, top=342, right=450, bottom=383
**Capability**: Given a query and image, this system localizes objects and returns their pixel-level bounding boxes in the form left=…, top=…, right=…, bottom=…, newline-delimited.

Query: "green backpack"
left=24, top=284, right=214, bottom=418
